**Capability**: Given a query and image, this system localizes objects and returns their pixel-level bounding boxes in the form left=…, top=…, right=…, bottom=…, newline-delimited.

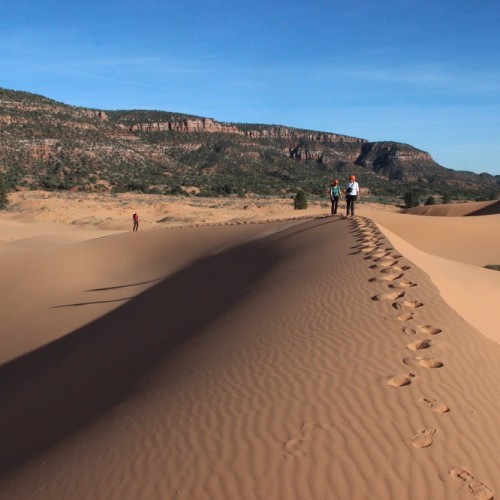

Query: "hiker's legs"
left=333, top=196, right=339, bottom=214
left=351, top=195, right=357, bottom=216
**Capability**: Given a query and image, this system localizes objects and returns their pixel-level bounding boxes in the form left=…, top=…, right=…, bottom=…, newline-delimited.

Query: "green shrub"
left=293, top=189, right=308, bottom=209
left=424, top=195, right=436, bottom=206
left=403, top=190, right=420, bottom=208
left=169, top=184, right=185, bottom=195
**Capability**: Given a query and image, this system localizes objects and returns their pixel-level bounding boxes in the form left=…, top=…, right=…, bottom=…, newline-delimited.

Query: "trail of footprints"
left=350, top=216, right=494, bottom=499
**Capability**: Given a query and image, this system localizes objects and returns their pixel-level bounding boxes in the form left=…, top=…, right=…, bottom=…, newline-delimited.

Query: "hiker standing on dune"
left=132, top=213, right=139, bottom=231
left=345, top=175, right=360, bottom=216
left=329, top=179, right=341, bottom=215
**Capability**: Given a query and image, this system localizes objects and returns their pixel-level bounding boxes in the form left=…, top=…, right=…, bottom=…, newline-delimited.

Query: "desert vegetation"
left=1, top=88, right=499, bottom=202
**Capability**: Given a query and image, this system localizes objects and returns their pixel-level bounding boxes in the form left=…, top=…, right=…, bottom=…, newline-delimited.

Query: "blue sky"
left=1, top=0, right=499, bottom=175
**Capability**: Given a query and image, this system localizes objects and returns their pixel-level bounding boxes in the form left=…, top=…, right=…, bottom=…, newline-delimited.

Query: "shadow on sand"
left=0, top=236, right=282, bottom=474
left=465, top=200, right=500, bottom=216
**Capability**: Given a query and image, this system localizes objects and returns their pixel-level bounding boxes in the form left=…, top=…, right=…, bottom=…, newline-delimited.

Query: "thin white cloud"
left=329, top=63, right=500, bottom=95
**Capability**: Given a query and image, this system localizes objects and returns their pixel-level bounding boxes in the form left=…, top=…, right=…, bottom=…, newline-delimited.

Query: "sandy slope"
left=0, top=195, right=498, bottom=499
left=364, top=200, right=500, bottom=346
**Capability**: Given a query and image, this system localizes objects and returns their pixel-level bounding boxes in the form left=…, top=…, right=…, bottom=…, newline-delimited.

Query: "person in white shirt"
left=345, top=175, right=360, bottom=216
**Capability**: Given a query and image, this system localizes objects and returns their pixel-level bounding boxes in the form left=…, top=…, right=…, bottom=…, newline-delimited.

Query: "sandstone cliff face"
left=240, top=127, right=365, bottom=144
left=356, top=142, right=433, bottom=164
left=128, top=118, right=240, bottom=134
left=355, top=142, right=436, bottom=180
left=125, top=118, right=366, bottom=167
left=127, top=118, right=366, bottom=145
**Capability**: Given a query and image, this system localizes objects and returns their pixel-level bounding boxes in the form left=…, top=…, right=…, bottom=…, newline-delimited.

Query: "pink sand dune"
left=0, top=200, right=498, bottom=499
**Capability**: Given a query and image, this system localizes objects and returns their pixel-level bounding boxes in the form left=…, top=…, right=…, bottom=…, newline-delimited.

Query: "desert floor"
left=0, top=191, right=498, bottom=499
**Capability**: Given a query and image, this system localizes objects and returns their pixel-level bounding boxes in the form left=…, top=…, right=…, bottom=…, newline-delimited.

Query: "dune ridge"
left=0, top=196, right=498, bottom=499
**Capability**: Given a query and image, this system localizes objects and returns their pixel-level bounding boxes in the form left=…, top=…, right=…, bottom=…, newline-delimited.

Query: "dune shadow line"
left=465, top=200, right=500, bottom=216
left=52, top=297, right=133, bottom=308
left=0, top=238, right=281, bottom=474
left=86, top=277, right=167, bottom=292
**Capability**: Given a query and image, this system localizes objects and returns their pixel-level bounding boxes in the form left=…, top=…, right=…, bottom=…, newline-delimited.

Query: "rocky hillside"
left=0, top=87, right=498, bottom=199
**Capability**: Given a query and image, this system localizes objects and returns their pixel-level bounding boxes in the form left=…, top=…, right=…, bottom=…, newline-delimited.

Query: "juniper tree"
left=293, top=188, right=308, bottom=210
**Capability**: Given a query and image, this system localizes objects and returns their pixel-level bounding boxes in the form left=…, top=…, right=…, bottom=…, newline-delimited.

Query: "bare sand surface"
left=0, top=192, right=498, bottom=499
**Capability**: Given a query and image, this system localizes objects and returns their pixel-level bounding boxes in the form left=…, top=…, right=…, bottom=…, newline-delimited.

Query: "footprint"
left=381, top=265, right=410, bottom=274
left=450, top=469, right=494, bottom=500
left=371, top=291, right=405, bottom=302
left=369, top=273, right=404, bottom=283
left=284, top=438, right=306, bottom=458
left=372, top=251, right=396, bottom=258
left=451, top=469, right=476, bottom=482
left=390, top=265, right=412, bottom=273
left=388, top=281, right=418, bottom=289
left=388, top=373, right=416, bottom=387
left=417, top=325, right=442, bottom=335
left=370, top=261, right=398, bottom=270
left=392, top=300, right=424, bottom=310
left=408, top=339, right=432, bottom=350
left=284, top=422, right=329, bottom=459
left=370, top=251, right=393, bottom=259
left=398, top=312, right=415, bottom=322
left=402, top=326, right=417, bottom=335
left=377, top=258, right=399, bottom=266
left=411, top=428, right=436, bottom=448
left=418, top=357, right=444, bottom=369
left=420, top=396, right=449, bottom=413
left=468, top=482, right=495, bottom=500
